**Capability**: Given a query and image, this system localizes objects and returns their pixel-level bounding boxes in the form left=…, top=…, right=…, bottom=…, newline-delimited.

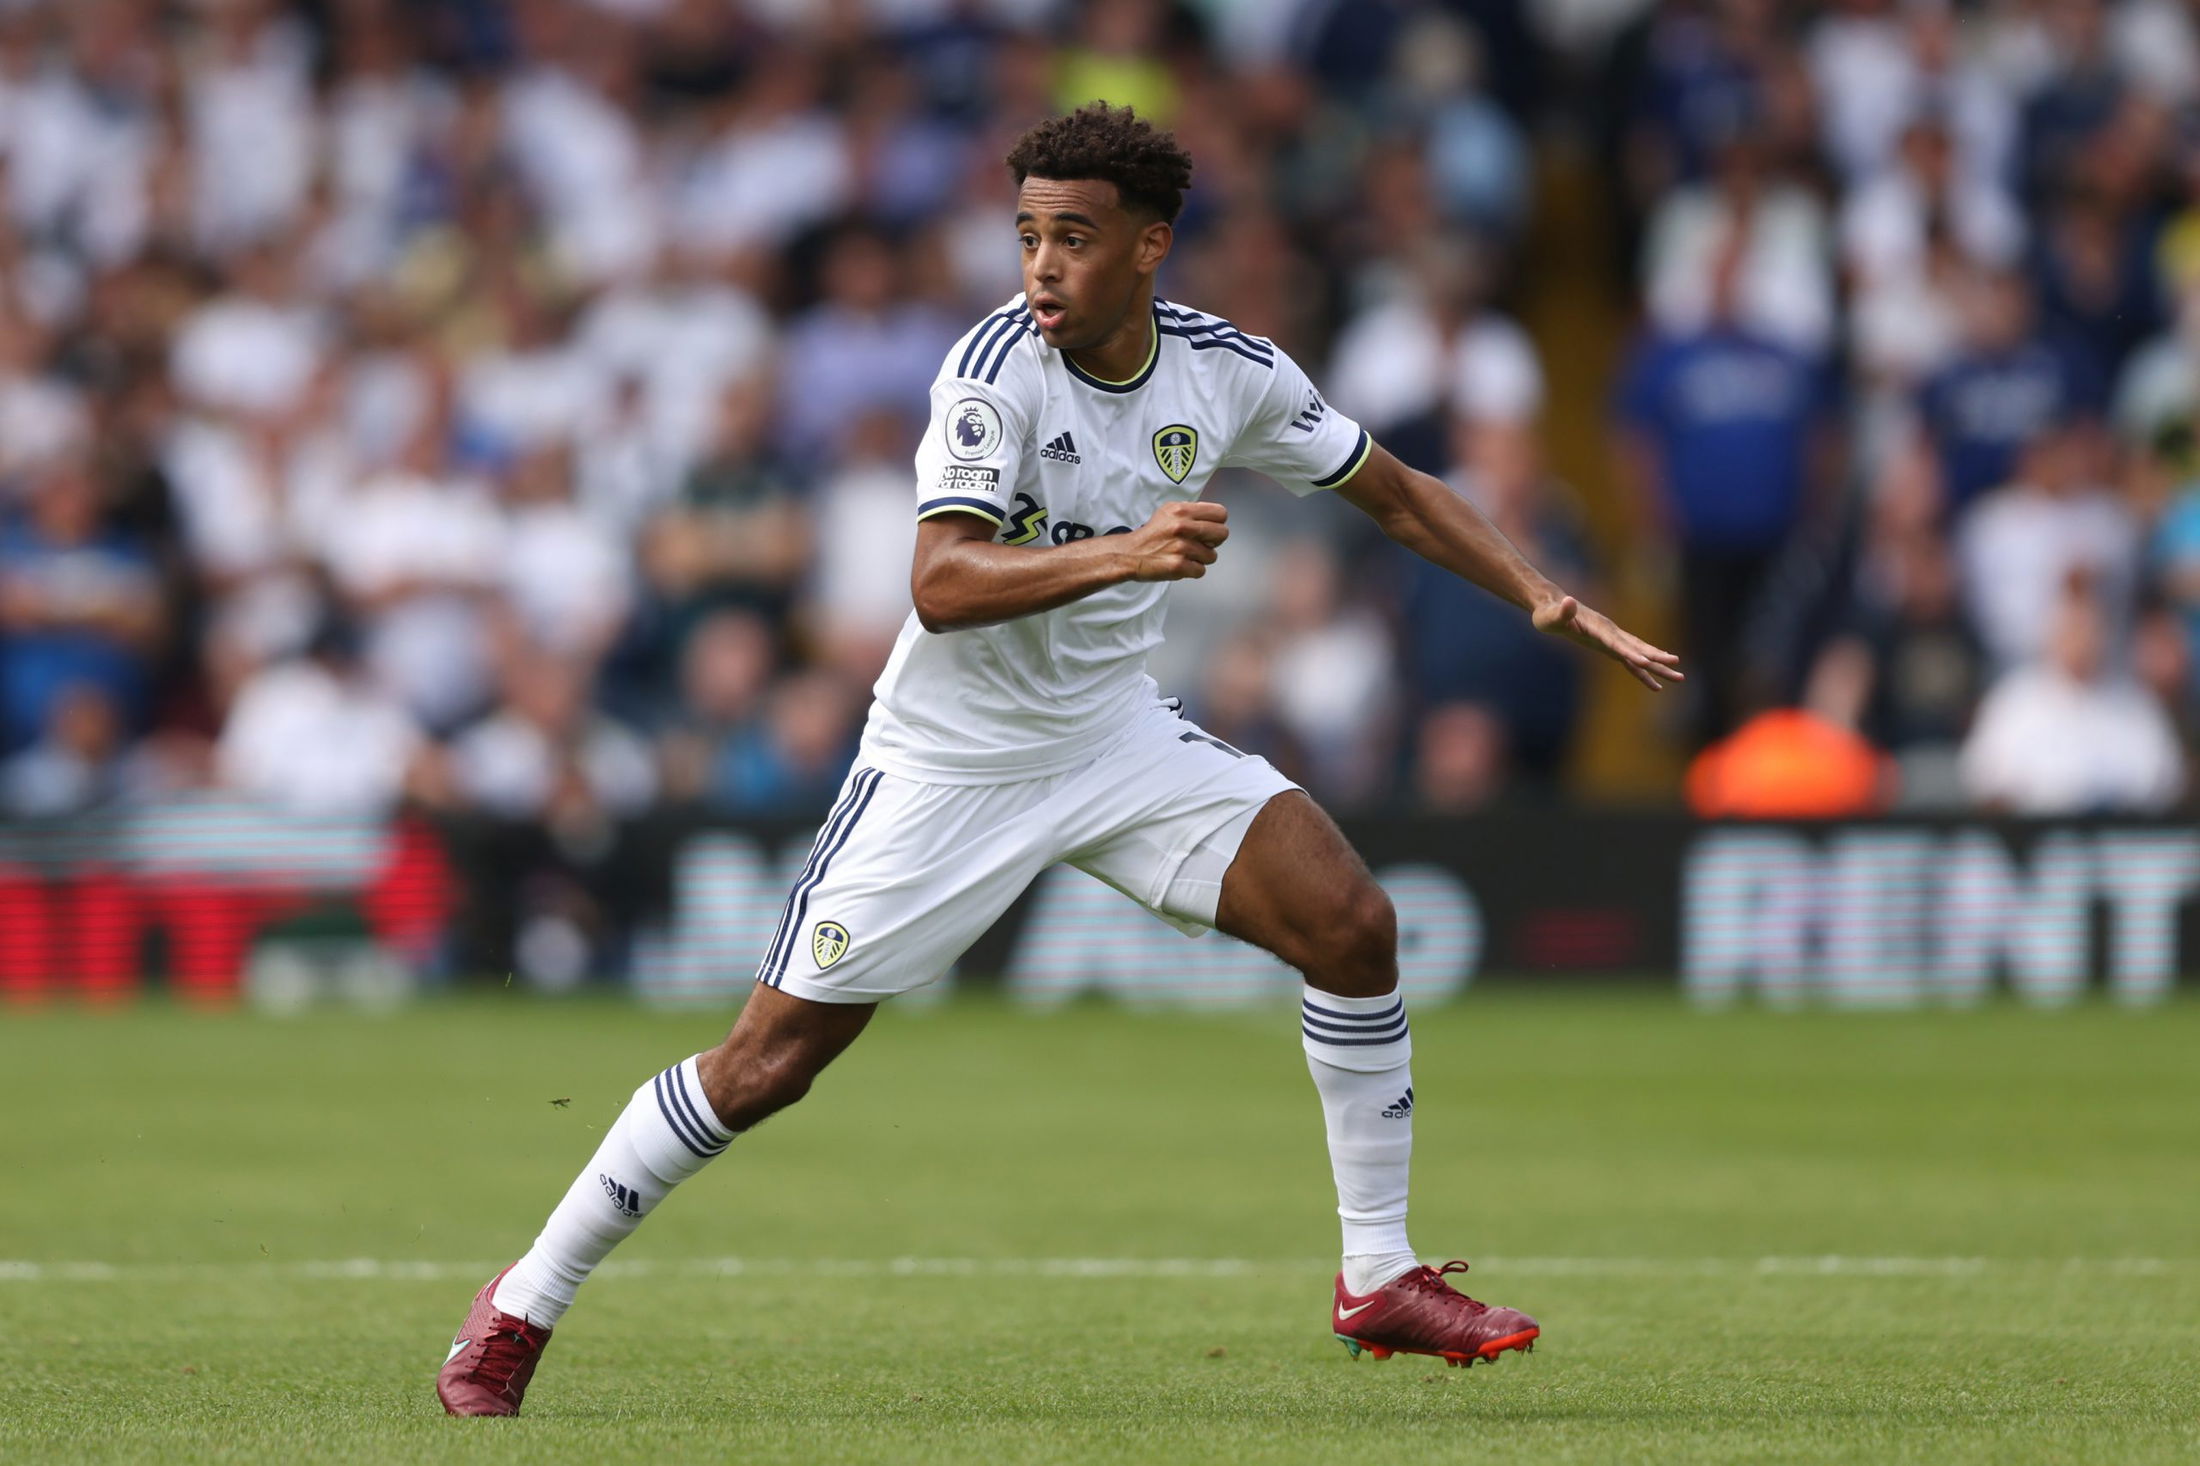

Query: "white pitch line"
left=0, top=1256, right=2185, bottom=1283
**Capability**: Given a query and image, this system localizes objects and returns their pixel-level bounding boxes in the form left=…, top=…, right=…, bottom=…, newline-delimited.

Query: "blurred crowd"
left=1618, top=0, right=2200, bottom=819
left=8, top=0, right=2200, bottom=844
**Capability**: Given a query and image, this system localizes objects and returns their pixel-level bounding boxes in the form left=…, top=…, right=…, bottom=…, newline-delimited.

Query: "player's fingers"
left=1174, top=500, right=1229, bottom=523
left=1182, top=541, right=1219, bottom=565
left=1175, top=558, right=1206, bottom=579
left=1181, top=521, right=1230, bottom=547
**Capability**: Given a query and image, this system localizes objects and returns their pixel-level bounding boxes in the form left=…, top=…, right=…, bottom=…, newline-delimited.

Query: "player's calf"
left=695, top=986, right=876, bottom=1130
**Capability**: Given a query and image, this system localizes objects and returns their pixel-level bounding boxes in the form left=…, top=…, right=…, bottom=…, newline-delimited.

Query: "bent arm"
left=909, top=499, right=1229, bottom=633
left=1336, top=443, right=1683, bottom=689
left=1336, top=444, right=1560, bottom=612
left=909, top=514, right=1137, bottom=632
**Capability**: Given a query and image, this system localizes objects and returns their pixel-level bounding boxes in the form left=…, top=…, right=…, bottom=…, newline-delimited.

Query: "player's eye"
left=1064, top=236, right=1084, bottom=248
left=1019, top=234, right=1038, bottom=249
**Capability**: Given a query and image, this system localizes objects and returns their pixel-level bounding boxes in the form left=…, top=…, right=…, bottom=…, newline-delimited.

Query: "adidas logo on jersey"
left=1381, top=1087, right=1414, bottom=1119
left=1039, top=431, right=1081, bottom=463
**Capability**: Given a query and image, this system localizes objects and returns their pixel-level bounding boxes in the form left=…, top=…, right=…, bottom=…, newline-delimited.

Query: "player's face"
left=1015, top=177, right=1170, bottom=351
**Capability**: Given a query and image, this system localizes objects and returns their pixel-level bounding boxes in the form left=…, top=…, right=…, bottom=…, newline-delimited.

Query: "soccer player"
left=438, top=104, right=1681, bottom=1415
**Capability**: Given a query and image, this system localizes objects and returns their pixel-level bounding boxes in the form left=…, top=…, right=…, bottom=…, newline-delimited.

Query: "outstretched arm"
left=909, top=501, right=1230, bottom=633
left=1337, top=444, right=1683, bottom=690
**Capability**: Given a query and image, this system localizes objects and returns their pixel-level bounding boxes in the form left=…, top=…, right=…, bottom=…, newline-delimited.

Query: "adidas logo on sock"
left=1039, top=431, right=1081, bottom=463
left=1381, top=1086, right=1414, bottom=1119
left=599, top=1172, right=644, bottom=1217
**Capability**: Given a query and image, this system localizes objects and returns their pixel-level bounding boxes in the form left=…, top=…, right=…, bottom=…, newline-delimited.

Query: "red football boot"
left=436, top=1266, right=554, bottom=1416
left=1331, top=1260, right=1539, bottom=1367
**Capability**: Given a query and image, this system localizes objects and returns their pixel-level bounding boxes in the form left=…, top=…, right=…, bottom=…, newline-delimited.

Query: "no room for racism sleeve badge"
left=812, top=921, right=851, bottom=970
left=1153, top=424, right=1198, bottom=484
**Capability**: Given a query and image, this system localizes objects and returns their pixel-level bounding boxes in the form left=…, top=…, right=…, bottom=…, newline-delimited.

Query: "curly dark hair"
left=1005, top=103, right=1195, bottom=223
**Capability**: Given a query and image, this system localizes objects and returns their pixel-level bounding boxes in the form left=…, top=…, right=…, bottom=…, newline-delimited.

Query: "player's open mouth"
left=1031, top=300, right=1067, bottom=331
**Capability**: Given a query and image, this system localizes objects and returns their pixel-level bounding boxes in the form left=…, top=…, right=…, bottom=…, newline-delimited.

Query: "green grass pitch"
left=3, top=987, right=2197, bottom=1464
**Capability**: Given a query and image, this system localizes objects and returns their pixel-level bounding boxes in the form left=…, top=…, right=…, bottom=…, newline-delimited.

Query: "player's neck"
left=1063, top=295, right=1158, bottom=385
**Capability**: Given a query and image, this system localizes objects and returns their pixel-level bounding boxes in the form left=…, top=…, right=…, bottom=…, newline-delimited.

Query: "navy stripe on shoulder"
left=1153, top=301, right=1272, bottom=349
left=978, top=310, right=1035, bottom=383
left=1158, top=324, right=1274, bottom=367
left=956, top=306, right=1025, bottom=379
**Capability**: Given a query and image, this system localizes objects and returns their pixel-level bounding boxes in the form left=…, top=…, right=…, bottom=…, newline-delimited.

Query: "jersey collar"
left=1062, top=309, right=1159, bottom=394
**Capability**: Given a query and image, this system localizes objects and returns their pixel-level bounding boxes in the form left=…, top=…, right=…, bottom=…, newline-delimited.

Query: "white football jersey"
left=859, top=293, right=1372, bottom=785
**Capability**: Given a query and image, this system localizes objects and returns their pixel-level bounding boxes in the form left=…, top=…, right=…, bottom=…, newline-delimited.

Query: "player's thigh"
left=1212, top=790, right=1396, bottom=993
left=1068, top=709, right=1298, bottom=931
left=755, top=766, right=1057, bottom=1003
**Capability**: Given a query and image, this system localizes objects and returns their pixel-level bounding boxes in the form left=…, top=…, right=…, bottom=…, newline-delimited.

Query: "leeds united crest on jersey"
left=1153, top=424, right=1198, bottom=484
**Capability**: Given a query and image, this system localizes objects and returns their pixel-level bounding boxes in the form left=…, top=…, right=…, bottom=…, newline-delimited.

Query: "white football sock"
left=492, top=1055, right=733, bottom=1328
left=1301, top=984, right=1421, bottom=1296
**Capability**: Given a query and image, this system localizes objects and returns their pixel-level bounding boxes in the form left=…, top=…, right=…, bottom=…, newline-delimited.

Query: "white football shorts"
left=755, top=700, right=1298, bottom=1003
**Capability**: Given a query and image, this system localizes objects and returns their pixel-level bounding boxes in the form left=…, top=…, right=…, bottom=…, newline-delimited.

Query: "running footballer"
left=438, top=103, right=1681, bottom=1415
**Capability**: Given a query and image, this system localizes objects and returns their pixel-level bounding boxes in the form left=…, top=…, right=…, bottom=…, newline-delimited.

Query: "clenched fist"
left=1122, top=500, right=1230, bottom=582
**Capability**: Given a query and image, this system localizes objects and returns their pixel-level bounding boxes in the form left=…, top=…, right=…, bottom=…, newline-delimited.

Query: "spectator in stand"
left=1383, top=12, right=1531, bottom=241
left=1411, top=701, right=1511, bottom=813
left=1917, top=264, right=2104, bottom=514
left=657, top=608, right=776, bottom=805
left=774, top=226, right=958, bottom=467
left=324, top=389, right=503, bottom=733
left=2031, top=176, right=2164, bottom=383
left=1643, top=126, right=1835, bottom=359
left=0, top=454, right=161, bottom=751
left=1400, top=418, right=1591, bottom=784
left=1842, top=108, right=2006, bottom=386
left=1263, top=537, right=1397, bottom=808
left=215, top=621, right=425, bottom=818
left=709, top=669, right=859, bottom=817
left=573, top=244, right=773, bottom=493
left=1808, top=483, right=1984, bottom=806
left=497, top=443, right=632, bottom=670
left=2016, top=0, right=2127, bottom=206
left=2115, top=274, right=2200, bottom=453
left=805, top=408, right=920, bottom=682
left=637, top=374, right=810, bottom=646
left=2144, top=462, right=2200, bottom=701
left=445, top=649, right=657, bottom=991
left=1956, top=418, right=2139, bottom=670
left=1326, top=234, right=1542, bottom=474
left=169, top=239, right=326, bottom=421
left=3, top=683, right=130, bottom=818
left=1617, top=232, right=1834, bottom=744
left=1184, top=629, right=1309, bottom=789
left=449, top=650, right=656, bottom=825
left=1962, top=580, right=2185, bottom=813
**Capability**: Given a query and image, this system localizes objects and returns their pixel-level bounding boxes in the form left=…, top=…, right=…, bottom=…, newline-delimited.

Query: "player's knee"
left=1308, top=882, right=1396, bottom=990
left=700, top=1039, right=824, bottom=1130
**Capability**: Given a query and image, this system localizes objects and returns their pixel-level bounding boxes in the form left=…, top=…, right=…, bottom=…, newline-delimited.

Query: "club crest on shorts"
left=811, top=920, right=851, bottom=970
left=1152, top=424, right=1198, bottom=484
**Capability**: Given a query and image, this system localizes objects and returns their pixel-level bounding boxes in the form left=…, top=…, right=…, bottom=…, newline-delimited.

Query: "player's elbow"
left=910, top=568, right=968, bottom=634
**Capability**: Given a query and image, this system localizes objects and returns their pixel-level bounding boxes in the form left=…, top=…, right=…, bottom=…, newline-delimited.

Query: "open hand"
left=1532, top=594, right=1684, bottom=690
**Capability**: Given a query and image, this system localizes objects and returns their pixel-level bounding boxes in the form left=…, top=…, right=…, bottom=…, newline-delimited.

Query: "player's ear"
left=1136, top=219, right=1172, bottom=276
